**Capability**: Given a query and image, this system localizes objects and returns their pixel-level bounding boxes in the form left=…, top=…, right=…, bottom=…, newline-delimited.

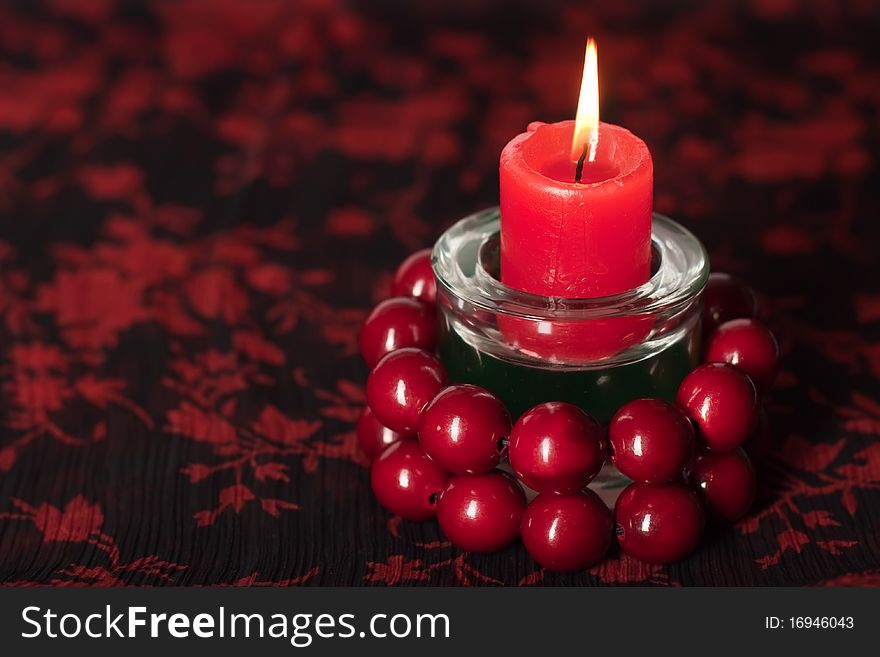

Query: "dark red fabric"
left=0, top=0, right=879, bottom=586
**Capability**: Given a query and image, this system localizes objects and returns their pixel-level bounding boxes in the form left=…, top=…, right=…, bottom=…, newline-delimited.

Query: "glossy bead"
left=609, top=398, right=695, bottom=483
left=614, top=482, right=705, bottom=564
left=359, top=297, right=437, bottom=368
left=418, top=384, right=511, bottom=474
left=685, top=447, right=757, bottom=523
left=392, top=249, right=437, bottom=304
left=370, top=439, right=450, bottom=521
left=743, top=408, right=772, bottom=465
left=509, top=402, right=606, bottom=495
left=356, top=406, right=409, bottom=461
left=366, top=348, right=447, bottom=433
left=676, top=362, right=758, bottom=452
left=436, top=471, right=526, bottom=552
left=702, top=272, right=758, bottom=334
left=521, top=491, right=613, bottom=572
left=706, top=318, right=779, bottom=391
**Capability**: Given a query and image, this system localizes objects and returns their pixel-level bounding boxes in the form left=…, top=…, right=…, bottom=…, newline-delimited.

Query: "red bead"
left=418, top=384, right=511, bottom=474
left=370, top=439, right=450, bottom=521
left=366, top=348, right=447, bottom=433
left=706, top=318, right=779, bottom=391
left=392, top=249, right=437, bottom=304
left=521, top=491, right=613, bottom=572
left=436, top=471, right=526, bottom=552
left=509, top=402, right=605, bottom=494
left=360, top=297, right=437, bottom=368
left=686, top=447, right=757, bottom=523
left=676, top=363, right=758, bottom=452
left=743, top=408, right=772, bottom=465
left=357, top=406, right=409, bottom=461
left=609, top=398, right=695, bottom=483
left=702, top=272, right=757, bottom=334
left=615, top=482, right=705, bottom=564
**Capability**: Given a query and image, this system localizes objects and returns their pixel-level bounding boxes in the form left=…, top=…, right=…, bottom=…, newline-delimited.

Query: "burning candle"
left=499, top=38, right=654, bottom=360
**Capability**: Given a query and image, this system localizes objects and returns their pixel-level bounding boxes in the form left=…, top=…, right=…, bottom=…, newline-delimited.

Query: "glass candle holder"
left=432, top=207, right=709, bottom=425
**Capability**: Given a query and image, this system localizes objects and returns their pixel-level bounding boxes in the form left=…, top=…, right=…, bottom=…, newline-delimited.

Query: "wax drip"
left=574, top=142, right=588, bottom=183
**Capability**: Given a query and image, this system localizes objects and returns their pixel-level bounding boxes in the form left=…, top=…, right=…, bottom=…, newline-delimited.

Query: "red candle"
left=499, top=39, right=653, bottom=360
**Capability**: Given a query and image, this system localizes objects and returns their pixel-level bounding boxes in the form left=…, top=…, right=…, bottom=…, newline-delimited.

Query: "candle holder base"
left=432, top=207, right=709, bottom=496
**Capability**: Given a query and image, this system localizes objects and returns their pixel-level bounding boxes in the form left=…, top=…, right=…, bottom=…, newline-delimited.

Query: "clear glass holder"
left=432, top=207, right=709, bottom=497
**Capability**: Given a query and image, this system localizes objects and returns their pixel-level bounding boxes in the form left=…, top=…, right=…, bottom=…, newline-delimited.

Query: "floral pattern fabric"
left=0, top=0, right=879, bottom=586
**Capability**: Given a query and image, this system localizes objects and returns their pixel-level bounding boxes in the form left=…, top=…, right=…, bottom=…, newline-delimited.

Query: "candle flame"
left=571, top=37, right=599, bottom=163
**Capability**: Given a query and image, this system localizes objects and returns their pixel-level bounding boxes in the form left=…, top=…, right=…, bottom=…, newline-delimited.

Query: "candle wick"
left=574, top=142, right=588, bottom=183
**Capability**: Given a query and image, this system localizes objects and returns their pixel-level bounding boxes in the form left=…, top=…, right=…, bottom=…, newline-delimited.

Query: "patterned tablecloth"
left=0, top=0, right=878, bottom=586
